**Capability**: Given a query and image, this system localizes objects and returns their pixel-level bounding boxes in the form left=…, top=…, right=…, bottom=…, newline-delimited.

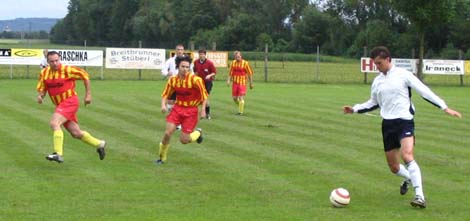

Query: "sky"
left=0, top=0, right=69, bottom=20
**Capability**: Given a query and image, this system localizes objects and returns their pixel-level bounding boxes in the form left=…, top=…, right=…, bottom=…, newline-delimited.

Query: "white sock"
left=167, top=104, right=174, bottom=112
left=407, top=160, right=424, bottom=199
left=395, top=164, right=411, bottom=180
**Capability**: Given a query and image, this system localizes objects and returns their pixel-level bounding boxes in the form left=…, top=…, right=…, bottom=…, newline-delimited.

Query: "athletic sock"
left=189, top=130, right=201, bottom=142
left=206, top=106, right=210, bottom=115
left=395, top=164, right=411, bottom=180
left=159, top=142, right=170, bottom=161
left=53, top=130, right=64, bottom=155
left=407, top=160, right=424, bottom=199
left=81, top=131, right=101, bottom=147
left=239, top=99, right=245, bottom=114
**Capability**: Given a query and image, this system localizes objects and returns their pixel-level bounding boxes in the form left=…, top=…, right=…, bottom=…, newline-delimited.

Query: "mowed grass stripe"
left=2, top=80, right=470, bottom=220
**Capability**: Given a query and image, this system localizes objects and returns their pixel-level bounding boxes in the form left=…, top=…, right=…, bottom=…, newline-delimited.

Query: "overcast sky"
left=0, top=0, right=69, bottom=20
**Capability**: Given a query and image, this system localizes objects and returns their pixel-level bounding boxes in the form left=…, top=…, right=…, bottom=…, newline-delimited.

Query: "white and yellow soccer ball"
left=329, top=188, right=350, bottom=207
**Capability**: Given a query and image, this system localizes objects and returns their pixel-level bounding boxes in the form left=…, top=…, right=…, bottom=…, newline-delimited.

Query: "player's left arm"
left=206, top=62, right=217, bottom=80
left=69, top=66, right=91, bottom=105
left=83, top=79, right=92, bottom=106
left=196, top=77, right=208, bottom=118
left=246, top=62, right=254, bottom=89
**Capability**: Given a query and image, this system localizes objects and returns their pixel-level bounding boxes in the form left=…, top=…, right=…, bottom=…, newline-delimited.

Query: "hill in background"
left=1, top=18, right=59, bottom=32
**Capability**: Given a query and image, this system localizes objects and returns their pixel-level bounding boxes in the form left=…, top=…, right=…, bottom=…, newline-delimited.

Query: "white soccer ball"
left=330, top=188, right=350, bottom=207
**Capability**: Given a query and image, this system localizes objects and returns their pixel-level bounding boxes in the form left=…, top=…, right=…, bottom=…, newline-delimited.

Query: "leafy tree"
left=292, top=5, right=332, bottom=53
left=394, top=0, right=455, bottom=79
left=449, top=0, right=470, bottom=51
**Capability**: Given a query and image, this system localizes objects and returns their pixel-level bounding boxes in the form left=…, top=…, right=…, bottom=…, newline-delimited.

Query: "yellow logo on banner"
left=12, top=48, right=43, bottom=57
left=465, top=61, right=470, bottom=75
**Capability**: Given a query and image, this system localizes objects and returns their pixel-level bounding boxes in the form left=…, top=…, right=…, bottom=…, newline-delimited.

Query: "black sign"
left=0, top=49, right=12, bottom=57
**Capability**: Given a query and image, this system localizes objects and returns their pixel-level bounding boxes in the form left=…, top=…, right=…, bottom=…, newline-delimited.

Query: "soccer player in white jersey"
left=342, top=46, right=462, bottom=208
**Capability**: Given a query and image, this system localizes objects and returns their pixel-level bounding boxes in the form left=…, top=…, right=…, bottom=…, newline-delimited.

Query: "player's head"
left=175, top=55, right=192, bottom=73
left=198, top=49, right=206, bottom=60
left=234, top=50, right=242, bottom=61
left=175, top=44, right=184, bottom=56
left=46, top=51, right=61, bottom=70
left=370, top=46, right=392, bottom=73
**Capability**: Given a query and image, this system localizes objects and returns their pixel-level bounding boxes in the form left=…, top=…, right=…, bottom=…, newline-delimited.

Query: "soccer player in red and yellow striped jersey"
left=156, top=55, right=208, bottom=164
left=226, top=51, right=254, bottom=115
left=36, top=51, right=106, bottom=163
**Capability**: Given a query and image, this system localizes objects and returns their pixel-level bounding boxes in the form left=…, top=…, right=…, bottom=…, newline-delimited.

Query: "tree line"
left=50, top=0, right=470, bottom=59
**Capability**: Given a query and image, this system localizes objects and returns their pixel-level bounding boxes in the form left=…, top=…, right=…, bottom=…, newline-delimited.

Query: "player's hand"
left=200, top=110, right=207, bottom=119
left=343, top=106, right=354, bottom=114
left=250, top=83, right=254, bottom=90
left=161, top=107, right=168, bottom=114
left=84, top=94, right=92, bottom=106
left=226, top=80, right=230, bottom=86
left=37, top=95, right=43, bottom=104
left=444, top=108, right=462, bottom=118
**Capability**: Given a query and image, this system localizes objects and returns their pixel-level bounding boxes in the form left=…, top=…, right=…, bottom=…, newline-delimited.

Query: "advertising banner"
left=192, top=51, right=228, bottom=68
left=0, top=48, right=43, bottom=65
left=422, top=59, right=464, bottom=75
left=50, top=49, right=103, bottom=66
left=360, top=57, right=417, bottom=73
left=106, top=48, right=165, bottom=69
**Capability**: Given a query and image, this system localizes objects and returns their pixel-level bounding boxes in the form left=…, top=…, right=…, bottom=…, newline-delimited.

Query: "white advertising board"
left=422, top=59, right=464, bottom=75
left=106, top=48, right=165, bottom=69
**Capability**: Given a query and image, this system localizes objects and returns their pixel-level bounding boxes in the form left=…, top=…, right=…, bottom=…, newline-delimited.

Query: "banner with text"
left=106, top=48, right=165, bottom=69
left=464, top=61, right=470, bottom=75
left=192, top=51, right=229, bottom=68
left=422, top=60, right=464, bottom=75
left=361, top=57, right=417, bottom=73
left=0, top=48, right=43, bottom=65
left=50, top=49, right=103, bottom=66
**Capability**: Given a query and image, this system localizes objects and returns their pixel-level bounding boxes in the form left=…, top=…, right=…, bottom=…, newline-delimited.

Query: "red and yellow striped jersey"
left=36, top=65, right=89, bottom=105
left=229, top=59, right=253, bottom=85
left=161, top=73, right=208, bottom=107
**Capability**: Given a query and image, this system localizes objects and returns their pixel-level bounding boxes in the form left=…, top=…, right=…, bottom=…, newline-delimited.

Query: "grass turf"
left=0, top=80, right=469, bottom=220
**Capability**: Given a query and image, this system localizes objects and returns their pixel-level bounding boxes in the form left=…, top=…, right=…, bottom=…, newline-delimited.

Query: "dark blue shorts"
left=381, top=119, right=415, bottom=152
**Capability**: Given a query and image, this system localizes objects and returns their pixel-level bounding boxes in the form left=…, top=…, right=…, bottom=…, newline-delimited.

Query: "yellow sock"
left=239, top=100, right=245, bottom=114
left=81, top=131, right=101, bottom=147
left=53, top=130, right=64, bottom=155
left=189, top=130, right=201, bottom=143
left=159, top=143, right=170, bottom=161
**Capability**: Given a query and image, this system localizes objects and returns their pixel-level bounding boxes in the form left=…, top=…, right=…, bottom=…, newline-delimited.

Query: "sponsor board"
left=0, top=48, right=43, bottom=65
left=422, top=59, right=464, bottom=75
left=192, top=51, right=228, bottom=68
left=465, top=61, right=470, bottom=75
left=106, top=48, right=165, bottom=69
left=50, top=49, right=103, bottom=66
left=361, top=57, right=417, bottom=73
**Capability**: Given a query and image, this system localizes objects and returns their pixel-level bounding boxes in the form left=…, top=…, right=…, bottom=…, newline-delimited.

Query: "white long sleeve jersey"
left=353, top=65, right=448, bottom=120
left=161, top=55, right=194, bottom=77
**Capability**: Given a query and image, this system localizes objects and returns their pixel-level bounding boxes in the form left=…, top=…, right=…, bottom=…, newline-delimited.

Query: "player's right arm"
left=161, top=58, right=171, bottom=77
left=227, top=61, right=233, bottom=86
left=36, top=70, right=47, bottom=104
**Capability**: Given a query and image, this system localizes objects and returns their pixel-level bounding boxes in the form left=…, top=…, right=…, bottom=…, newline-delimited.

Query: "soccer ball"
left=329, top=188, right=350, bottom=207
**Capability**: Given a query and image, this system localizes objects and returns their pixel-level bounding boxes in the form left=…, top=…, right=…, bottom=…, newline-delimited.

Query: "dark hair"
left=175, top=55, right=192, bottom=68
left=47, top=51, right=60, bottom=58
left=370, top=46, right=391, bottom=59
left=198, top=49, right=206, bottom=54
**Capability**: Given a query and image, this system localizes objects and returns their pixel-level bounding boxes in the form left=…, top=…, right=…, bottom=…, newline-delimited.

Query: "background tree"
left=393, top=0, right=455, bottom=80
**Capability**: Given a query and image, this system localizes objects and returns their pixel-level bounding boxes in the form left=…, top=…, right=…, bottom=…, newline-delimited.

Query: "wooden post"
left=138, top=41, right=142, bottom=80
left=264, top=43, right=268, bottom=82
left=363, top=46, right=368, bottom=84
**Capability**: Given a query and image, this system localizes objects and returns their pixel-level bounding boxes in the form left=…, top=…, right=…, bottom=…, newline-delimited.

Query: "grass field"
left=1, top=80, right=469, bottom=220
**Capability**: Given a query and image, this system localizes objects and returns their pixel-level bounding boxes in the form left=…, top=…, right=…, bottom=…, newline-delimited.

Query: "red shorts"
left=166, top=105, right=199, bottom=134
left=232, top=83, right=246, bottom=97
left=55, top=96, right=79, bottom=124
